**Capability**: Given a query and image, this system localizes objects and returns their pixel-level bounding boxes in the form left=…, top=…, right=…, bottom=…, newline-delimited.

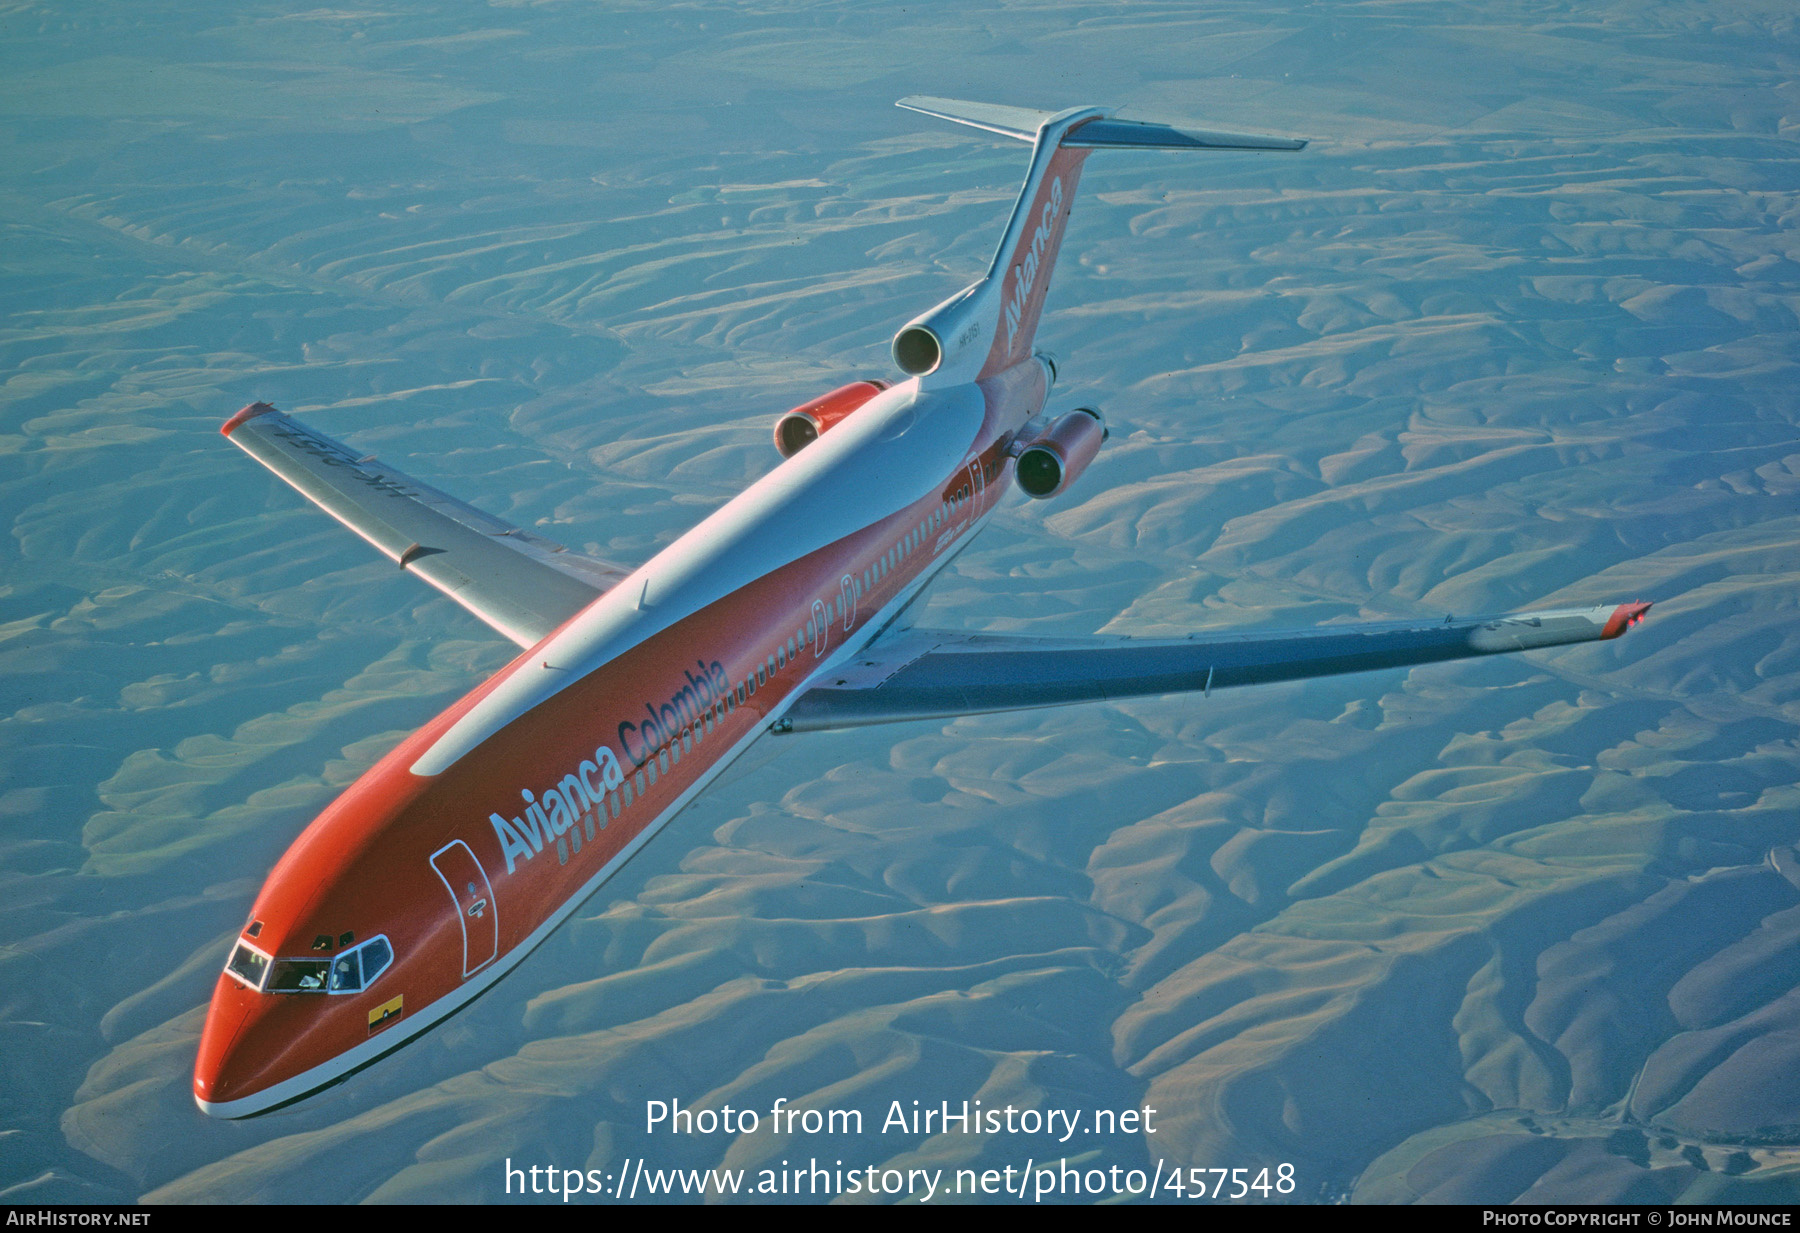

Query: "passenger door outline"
left=429, top=840, right=498, bottom=978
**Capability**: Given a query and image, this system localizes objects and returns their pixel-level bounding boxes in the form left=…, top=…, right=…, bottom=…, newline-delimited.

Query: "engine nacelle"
left=1015, top=407, right=1106, bottom=499
left=774, top=380, right=890, bottom=457
left=891, top=282, right=984, bottom=377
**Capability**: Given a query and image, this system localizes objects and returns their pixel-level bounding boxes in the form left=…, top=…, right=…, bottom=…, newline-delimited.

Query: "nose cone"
left=193, top=976, right=260, bottom=1116
left=194, top=975, right=322, bottom=1117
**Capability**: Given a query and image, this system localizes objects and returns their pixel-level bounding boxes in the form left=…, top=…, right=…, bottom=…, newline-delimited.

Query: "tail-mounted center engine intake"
left=1014, top=407, right=1106, bottom=499
left=891, top=282, right=984, bottom=377
left=774, top=380, right=890, bottom=457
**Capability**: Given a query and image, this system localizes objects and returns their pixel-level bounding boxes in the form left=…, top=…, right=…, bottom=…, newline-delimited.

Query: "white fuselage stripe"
left=411, top=381, right=986, bottom=777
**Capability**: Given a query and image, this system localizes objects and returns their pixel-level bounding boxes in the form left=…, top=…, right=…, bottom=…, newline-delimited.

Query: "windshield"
left=329, top=935, right=393, bottom=992
left=330, top=949, right=362, bottom=992
left=224, top=933, right=394, bottom=995
left=268, top=958, right=330, bottom=993
left=226, top=942, right=269, bottom=991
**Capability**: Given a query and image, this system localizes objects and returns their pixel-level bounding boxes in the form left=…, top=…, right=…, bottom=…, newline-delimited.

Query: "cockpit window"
left=268, top=958, right=331, bottom=993
left=330, top=949, right=362, bottom=993
left=327, top=934, right=393, bottom=993
left=361, top=936, right=393, bottom=984
left=226, top=941, right=270, bottom=991
left=225, top=933, right=394, bottom=994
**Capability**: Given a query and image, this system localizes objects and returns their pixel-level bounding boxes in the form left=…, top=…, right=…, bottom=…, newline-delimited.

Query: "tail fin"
left=891, top=97, right=1305, bottom=383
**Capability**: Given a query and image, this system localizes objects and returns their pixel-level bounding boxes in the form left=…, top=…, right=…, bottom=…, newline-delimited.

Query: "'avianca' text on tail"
left=195, top=97, right=1647, bottom=1117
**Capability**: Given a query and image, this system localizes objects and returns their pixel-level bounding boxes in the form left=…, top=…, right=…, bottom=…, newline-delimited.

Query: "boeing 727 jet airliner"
left=195, top=97, right=1650, bottom=1116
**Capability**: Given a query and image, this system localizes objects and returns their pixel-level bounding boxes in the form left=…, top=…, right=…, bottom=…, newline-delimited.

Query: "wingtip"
left=222, top=401, right=277, bottom=437
left=1602, top=600, right=1653, bottom=639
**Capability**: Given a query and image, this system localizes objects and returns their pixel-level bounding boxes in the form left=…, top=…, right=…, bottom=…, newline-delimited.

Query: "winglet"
left=222, top=401, right=278, bottom=437
left=1601, top=601, right=1652, bottom=640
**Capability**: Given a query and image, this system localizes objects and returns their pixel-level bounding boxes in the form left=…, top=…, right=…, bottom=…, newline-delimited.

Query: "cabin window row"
left=858, top=497, right=962, bottom=597
left=556, top=686, right=747, bottom=865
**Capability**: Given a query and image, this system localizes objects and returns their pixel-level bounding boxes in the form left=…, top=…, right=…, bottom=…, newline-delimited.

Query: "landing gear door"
left=430, top=840, right=498, bottom=978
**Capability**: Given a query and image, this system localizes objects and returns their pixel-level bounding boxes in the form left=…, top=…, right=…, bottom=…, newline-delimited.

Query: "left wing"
left=223, top=402, right=632, bottom=646
left=778, top=603, right=1650, bottom=732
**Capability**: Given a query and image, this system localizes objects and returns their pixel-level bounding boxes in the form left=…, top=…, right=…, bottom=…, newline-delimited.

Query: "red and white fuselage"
left=194, top=354, right=1052, bottom=1115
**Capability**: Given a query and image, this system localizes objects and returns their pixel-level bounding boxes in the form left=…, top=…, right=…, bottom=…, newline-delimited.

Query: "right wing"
left=781, top=603, right=1651, bottom=732
left=222, top=402, right=632, bottom=647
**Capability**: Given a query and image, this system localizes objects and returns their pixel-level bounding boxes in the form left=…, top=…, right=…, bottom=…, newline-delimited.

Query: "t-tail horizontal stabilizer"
left=889, top=97, right=1305, bottom=386
left=896, top=95, right=1306, bottom=151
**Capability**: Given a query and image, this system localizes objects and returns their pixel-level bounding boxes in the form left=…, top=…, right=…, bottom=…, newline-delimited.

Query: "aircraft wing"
left=779, top=603, right=1650, bottom=732
left=222, top=402, right=632, bottom=647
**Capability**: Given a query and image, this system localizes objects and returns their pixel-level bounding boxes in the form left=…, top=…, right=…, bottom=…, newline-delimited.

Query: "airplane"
left=193, top=96, right=1651, bottom=1117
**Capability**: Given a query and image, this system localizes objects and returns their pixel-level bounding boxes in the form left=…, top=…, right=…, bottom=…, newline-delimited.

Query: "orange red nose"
left=193, top=975, right=319, bottom=1116
left=193, top=979, right=254, bottom=1112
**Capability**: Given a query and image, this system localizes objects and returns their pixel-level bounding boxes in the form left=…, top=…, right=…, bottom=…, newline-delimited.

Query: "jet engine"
left=891, top=282, right=984, bottom=377
left=1014, top=407, right=1106, bottom=499
left=774, top=380, right=890, bottom=457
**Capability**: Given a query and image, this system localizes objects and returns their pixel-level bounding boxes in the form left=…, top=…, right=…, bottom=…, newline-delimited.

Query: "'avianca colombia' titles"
left=489, top=660, right=731, bottom=874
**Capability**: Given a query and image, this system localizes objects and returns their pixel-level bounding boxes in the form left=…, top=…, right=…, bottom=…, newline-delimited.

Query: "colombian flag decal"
left=368, top=995, right=403, bottom=1034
